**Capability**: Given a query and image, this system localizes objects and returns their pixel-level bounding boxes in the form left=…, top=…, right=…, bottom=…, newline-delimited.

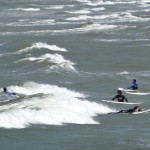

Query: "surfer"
left=127, top=79, right=138, bottom=90
left=3, top=87, right=16, bottom=96
left=112, top=90, right=128, bottom=102
left=115, top=106, right=142, bottom=114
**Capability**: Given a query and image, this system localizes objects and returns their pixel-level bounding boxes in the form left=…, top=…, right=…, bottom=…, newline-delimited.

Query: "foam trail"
left=17, top=42, right=67, bottom=54
left=66, top=10, right=91, bottom=14
left=0, top=82, right=113, bottom=128
left=12, top=8, right=41, bottom=11
left=117, top=71, right=129, bottom=75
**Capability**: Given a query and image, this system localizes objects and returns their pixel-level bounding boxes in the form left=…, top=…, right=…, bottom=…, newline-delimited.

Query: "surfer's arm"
left=127, top=85, right=132, bottom=89
left=111, top=96, right=117, bottom=101
left=125, top=97, right=128, bottom=102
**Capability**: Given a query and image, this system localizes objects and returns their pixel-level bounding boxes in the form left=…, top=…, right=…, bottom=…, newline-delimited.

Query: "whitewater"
left=0, top=82, right=112, bottom=129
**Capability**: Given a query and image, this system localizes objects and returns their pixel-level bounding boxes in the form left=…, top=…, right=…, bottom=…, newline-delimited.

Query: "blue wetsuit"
left=4, top=90, right=16, bottom=96
left=127, top=83, right=138, bottom=90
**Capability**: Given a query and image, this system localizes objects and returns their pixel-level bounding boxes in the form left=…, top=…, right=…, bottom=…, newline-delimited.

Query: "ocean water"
left=0, top=0, right=150, bottom=149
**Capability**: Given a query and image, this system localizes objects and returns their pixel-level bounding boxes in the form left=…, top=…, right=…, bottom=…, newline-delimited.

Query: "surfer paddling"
left=115, top=106, right=142, bottom=114
left=112, top=90, right=128, bottom=102
left=3, top=87, right=17, bottom=96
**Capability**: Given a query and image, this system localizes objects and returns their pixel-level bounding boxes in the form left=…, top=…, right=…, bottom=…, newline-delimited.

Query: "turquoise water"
left=0, top=0, right=150, bottom=149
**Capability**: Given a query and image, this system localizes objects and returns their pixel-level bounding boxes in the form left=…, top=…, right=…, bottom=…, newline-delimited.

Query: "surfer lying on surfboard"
left=3, top=87, right=17, bottom=96
left=113, top=106, right=142, bottom=114
left=112, top=90, right=128, bottom=102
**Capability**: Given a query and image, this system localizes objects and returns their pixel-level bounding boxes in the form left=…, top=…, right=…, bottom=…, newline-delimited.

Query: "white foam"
left=45, top=5, right=64, bottom=10
left=49, top=62, right=77, bottom=72
left=15, top=53, right=76, bottom=71
left=96, top=38, right=150, bottom=42
left=30, top=19, right=55, bottom=25
left=51, top=23, right=120, bottom=34
left=2, top=19, right=55, bottom=27
left=117, top=71, right=129, bottom=75
left=91, top=7, right=105, bottom=11
left=17, top=42, right=67, bottom=54
left=86, top=1, right=114, bottom=6
left=66, top=9, right=91, bottom=14
left=66, top=15, right=90, bottom=21
left=14, top=8, right=41, bottom=11
left=141, top=0, right=150, bottom=2
left=75, top=0, right=114, bottom=6
left=75, top=0, right=90, bottom=3
left=66, top=11, right=150, bottom=22
left=0, top=82, right=113, bottom=128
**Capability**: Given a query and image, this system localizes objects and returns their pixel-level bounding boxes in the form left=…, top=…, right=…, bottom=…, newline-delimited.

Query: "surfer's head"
left=133, top=106, right=140, bottom=112
left=133, top=79, right=136, bottom=83
left=3, top=87, right=7, bottom=92
left=117, top=90, right=122, bottom=94
left=133, top=106, right=139, bottom=109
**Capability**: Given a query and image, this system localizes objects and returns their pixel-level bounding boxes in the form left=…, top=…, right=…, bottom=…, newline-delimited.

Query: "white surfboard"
left=118, top=88, right=138, bottom=92
left=132, top=109, right=150, bottom=114
left=118, top=88, right=150, bottom=95
left=102, top=100, right=142, bottom=105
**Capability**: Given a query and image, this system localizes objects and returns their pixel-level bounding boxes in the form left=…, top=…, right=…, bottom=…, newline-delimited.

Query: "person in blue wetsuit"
left=112, top=90, right=128, bottom=102
left=3, top=87, right=16, bottom=96
left=127, top=79, right=138, bottom=90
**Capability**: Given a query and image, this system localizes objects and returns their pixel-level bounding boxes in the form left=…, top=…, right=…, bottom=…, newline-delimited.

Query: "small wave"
left=59, top=23, right=125, bottom=34
left=4, top=19, right=55, bottom=27
left=17, top=42, right=67, bottom=54
left=38, top=24, right=125, bottom=34
left=66, top=9, right=91, bottom=14
left=86, top=1, right=114, bottom=6
left=117, top=71, right=129, bottom=75
left=12, top=8, right=41, bottom=11
left=66, top=15, right=90, bottom=21
left=17, top=53, right=74, bottom=64
left=49, top=62, right=77, bottom=72
left=91, top=7, right=105, bottom=11
left=75, top=0, right=114, bottom=6
left=0, top=23, right=130, bottom=36
left=95, top=38, right=150, bottom=43
left=45, top=5, right=64, bottom=10
left=66, top=11, right=150, bottom=22
left=15, top=53, right=76, bottom=72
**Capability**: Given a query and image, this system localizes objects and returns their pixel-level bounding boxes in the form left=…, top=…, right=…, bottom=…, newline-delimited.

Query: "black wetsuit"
left=117, top=109, right=133, bottom=114
left=117, top=108, right=142, bottom=114
left=112, top=95, right=128, bottom=102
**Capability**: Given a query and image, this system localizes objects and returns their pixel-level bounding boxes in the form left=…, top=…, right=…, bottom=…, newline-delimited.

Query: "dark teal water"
left=0, top=0, right=150, bottom=149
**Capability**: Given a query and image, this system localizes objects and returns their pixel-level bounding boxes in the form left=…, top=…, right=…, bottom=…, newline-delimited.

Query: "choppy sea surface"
left=0, top=0, right=150, bottom=149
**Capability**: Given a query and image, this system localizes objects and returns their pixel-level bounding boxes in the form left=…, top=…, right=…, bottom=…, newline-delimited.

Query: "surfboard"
left=102, top=100, right=142, bottom=105
left=118, top=88, right=150, bottom=95
left=118, top=88, right=138, bottom=92
left=132, top=109, right=150, bottom=114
